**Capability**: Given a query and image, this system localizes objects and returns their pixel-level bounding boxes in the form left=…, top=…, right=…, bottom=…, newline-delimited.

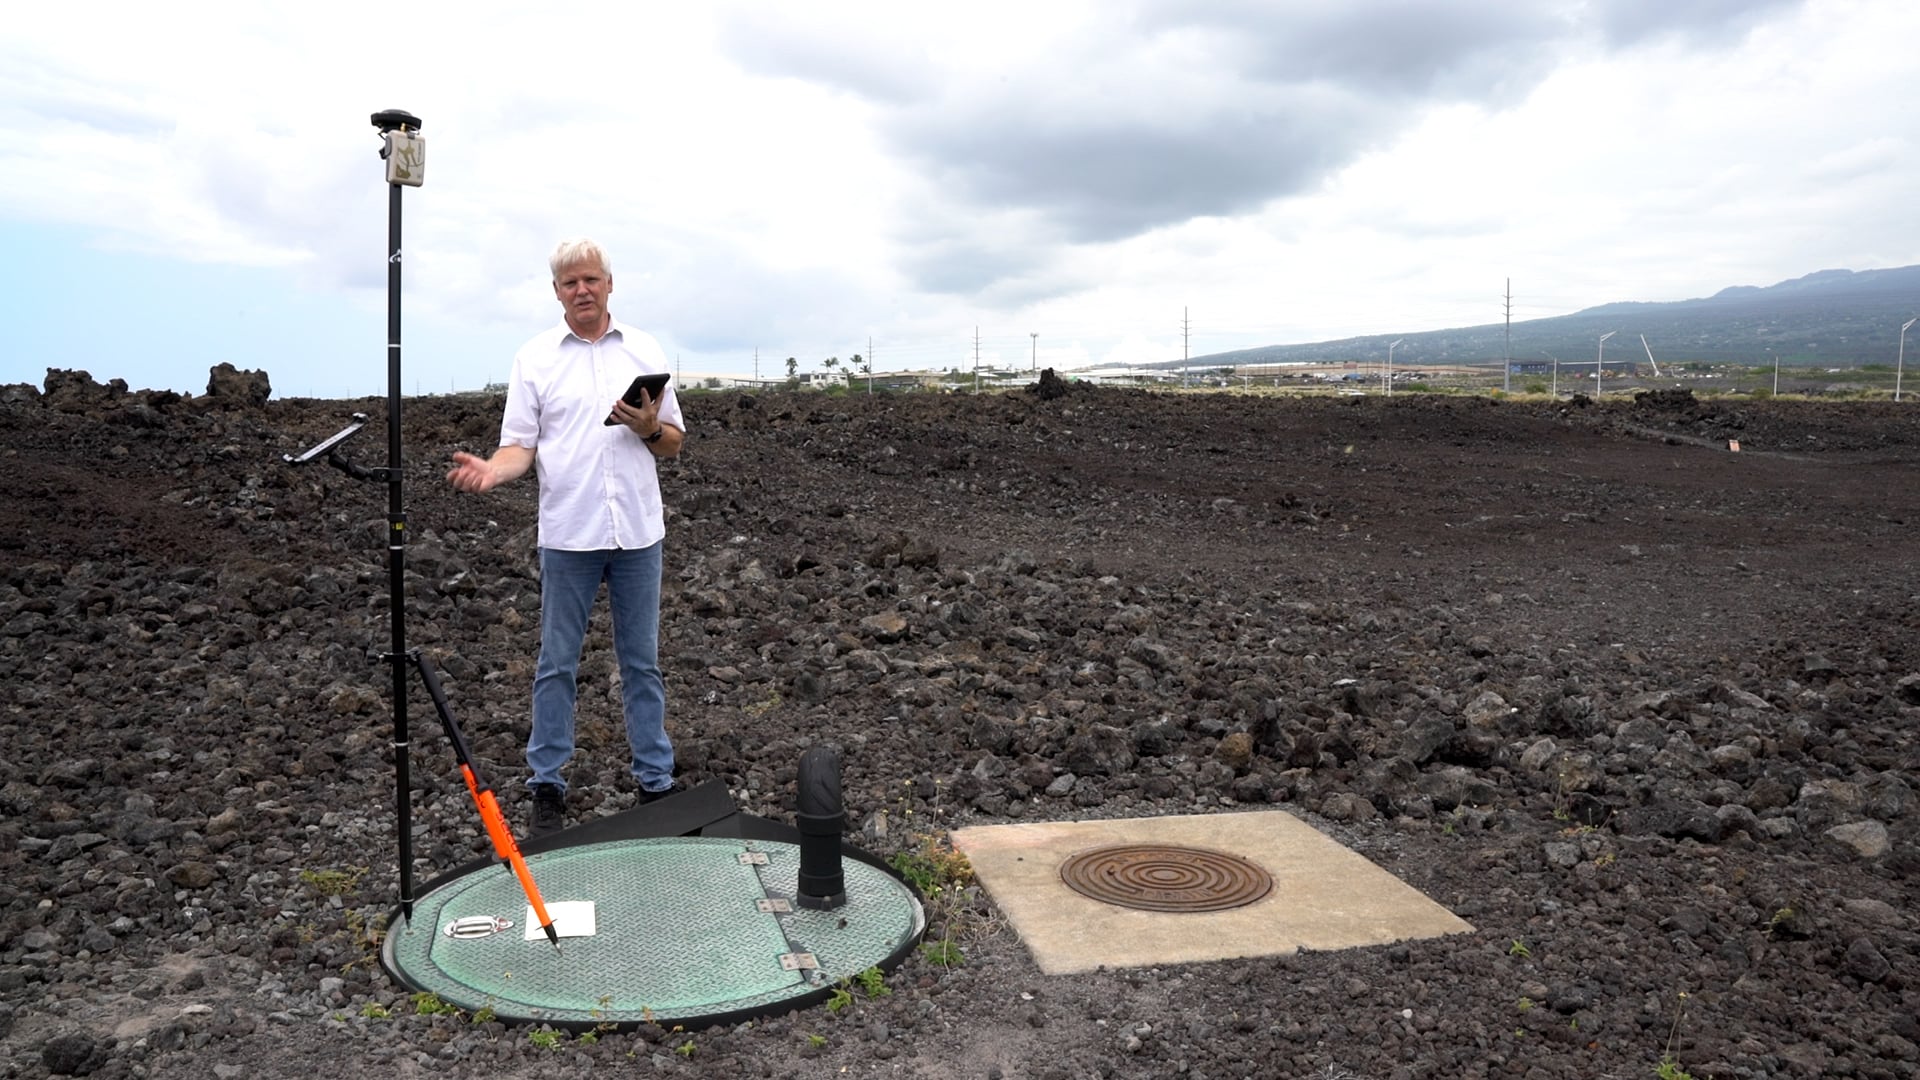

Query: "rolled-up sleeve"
left=499, top=350, right=541, bottom=449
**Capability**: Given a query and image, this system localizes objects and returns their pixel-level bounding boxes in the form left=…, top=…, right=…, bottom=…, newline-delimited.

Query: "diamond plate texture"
left=388, top=836, right=923, bottom=1025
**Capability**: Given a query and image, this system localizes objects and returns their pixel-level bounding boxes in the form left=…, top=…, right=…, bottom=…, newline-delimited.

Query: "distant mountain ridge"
left=1190, top=265, right=1920, bottom=370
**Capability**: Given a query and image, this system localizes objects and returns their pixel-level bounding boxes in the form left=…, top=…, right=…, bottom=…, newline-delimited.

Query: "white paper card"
left=525, top=900, right=597, bottom=940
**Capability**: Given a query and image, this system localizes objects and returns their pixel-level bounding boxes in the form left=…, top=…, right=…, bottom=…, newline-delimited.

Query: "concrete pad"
left=950, top=811, right=1473, bottom=975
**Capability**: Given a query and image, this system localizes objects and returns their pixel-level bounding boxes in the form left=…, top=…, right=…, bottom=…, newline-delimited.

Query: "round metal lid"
left=1059, top=843, right=1274, bottom=913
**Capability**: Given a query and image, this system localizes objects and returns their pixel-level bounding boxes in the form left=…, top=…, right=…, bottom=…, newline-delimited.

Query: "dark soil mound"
left=4, top=371, right=1918, bottom=1079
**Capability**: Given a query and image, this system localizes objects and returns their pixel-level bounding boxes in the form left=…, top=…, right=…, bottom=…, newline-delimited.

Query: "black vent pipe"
left=795, top=746, right=846, bottom=909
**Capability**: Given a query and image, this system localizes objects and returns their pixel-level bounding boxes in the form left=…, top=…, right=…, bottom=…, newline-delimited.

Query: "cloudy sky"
left=2, top=0, right=1914, bottom=398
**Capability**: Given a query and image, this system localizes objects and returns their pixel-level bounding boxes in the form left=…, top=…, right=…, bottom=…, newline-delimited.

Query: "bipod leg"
left=409, top=651, right=562, bottom=953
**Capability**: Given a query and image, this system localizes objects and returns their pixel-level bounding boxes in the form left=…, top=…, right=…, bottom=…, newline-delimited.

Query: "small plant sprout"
left=300, top=866, right=369, bottom=897
left=1765, top=906, right=1795, bottom=937
left=1656, top=991, right=1695, bottom=1080
left=1655, top=1059, right=1696, bottom=1080
left=675, top=1039, right=696, bottom=1058
left=1551, top=767, right=1574, bottom=821
left=1508, top=939, right=1532, bottom=959
left=922, top=937, right=965, bottom=968
left=411, top=991, right=455, bottom=1016
left=805, top=1033, right=828, bottom=1049
left=887, top=834, right=975, bottom=896
left=359, top=1001, right=391, bottom=1020
left=826, top=983, right=855, bottom=1013
left=855, top=966, right=890, bottom=998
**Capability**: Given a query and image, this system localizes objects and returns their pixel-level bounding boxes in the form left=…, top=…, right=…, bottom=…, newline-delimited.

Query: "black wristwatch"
left=644, top=426, right=665, bottom=445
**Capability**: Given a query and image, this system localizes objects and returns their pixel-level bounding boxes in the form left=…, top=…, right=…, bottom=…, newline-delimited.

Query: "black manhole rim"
left=1059, top=843, right=1274, bottom=913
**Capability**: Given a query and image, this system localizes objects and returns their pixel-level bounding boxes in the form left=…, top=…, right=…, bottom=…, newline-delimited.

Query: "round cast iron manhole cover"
left=1058, top=843, right=1274, bottom=913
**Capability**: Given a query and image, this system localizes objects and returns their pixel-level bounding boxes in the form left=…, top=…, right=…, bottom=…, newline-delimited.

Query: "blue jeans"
left=527, top=544, right=673, bottom=793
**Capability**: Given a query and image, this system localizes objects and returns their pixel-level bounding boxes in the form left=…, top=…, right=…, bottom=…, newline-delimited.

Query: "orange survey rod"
left=415, top=652, right=562, bottom=953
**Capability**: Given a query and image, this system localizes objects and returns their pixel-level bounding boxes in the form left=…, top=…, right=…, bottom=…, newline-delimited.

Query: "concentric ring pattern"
left=1059, top=844, right=1274, bottom=913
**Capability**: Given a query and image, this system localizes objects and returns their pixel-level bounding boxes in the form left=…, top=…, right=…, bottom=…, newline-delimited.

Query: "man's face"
left=553, top=260, right=612, bottom=335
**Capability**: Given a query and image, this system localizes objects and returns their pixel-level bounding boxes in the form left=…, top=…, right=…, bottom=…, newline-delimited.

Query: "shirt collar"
left=564, top=320, right=624, bottom=346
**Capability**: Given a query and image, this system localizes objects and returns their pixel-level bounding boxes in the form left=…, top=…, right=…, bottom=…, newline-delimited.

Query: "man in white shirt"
left=446, top=238, right=685, bottom=835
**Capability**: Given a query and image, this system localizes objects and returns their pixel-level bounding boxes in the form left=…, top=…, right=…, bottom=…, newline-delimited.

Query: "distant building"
left=1507, top=361, right=1638, bottom=376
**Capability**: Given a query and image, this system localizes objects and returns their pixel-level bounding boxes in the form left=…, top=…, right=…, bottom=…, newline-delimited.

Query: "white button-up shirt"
left=499, top=319, right=684, bottom=552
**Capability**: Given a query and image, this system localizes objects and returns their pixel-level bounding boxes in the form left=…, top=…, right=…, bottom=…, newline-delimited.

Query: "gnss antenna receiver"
left=372, top=109, right=425, bottom=186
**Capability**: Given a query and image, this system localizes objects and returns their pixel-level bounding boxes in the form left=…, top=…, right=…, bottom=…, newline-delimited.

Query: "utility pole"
left=1901, top=318, right=1918, bottom=402
left=1182, top=306, right=1191, bottom=386
left=973, top=326, right=982, bottom=393
left=753, top=347, right=760, bottom=385
left=1503, top=278, right=1513, bottom=394
left=867, top=334, right=874, bottom=395
left=1030, top=331, right=1037, bottom=374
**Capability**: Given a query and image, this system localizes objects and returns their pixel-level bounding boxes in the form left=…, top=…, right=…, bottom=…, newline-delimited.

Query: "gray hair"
left=549, top=238, right=611, bottom=279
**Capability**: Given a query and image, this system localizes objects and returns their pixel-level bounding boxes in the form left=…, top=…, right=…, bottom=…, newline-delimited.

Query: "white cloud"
left=0, top=0, right=1915, bottom=394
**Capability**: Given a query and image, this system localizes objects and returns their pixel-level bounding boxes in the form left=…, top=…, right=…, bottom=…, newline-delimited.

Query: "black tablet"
left=604, top=372, right=671, bottom=425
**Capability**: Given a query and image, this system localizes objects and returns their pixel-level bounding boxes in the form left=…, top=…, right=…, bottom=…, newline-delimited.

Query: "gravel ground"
left=2, top=369, right=1917, bottom=1079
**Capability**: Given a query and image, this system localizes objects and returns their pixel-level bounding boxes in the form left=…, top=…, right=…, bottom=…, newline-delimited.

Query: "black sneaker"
left=528, top=784, right=566, bottom=836
left=637, top=781, right=684, bottom=805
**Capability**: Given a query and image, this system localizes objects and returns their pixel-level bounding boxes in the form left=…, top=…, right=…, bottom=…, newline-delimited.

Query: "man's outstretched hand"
left=447, top=451, right=500, bottom=493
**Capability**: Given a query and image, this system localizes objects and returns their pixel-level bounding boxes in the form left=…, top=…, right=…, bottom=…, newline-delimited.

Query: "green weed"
left=342, top=908, right=386, bottom=952
left=1765, top=906, right=1795, bottom=937
left=888, top=834, right=974, bottom=895
left=1654, top=1059, right=1695, bottom=1080
left=921, top=937, right=965, bottom=968
left=854, top=966, right=890, bottom=998
left=299, top=866, right=368, bottom=897
left=1656, top=991, right=1694, bottom=1079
